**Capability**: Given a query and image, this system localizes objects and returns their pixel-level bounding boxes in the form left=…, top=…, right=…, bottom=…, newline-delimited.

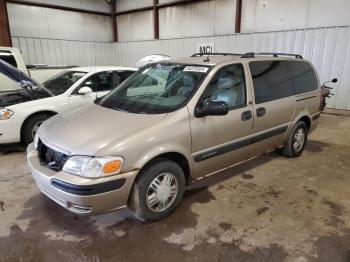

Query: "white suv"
left=0, top=64, right=136, bottom=144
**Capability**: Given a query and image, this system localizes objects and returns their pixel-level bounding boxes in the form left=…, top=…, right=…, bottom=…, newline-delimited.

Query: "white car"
left=0, top=65, right=137, bottom=145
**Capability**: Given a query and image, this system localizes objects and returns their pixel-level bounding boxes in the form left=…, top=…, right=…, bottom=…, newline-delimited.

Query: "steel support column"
left=235, top=0, right=242, bottom=33
left=111, top=1, right=118, bottom=42
left=153, top=0, right=159, bottom=39
left=0, top=0, right=12, bottom=47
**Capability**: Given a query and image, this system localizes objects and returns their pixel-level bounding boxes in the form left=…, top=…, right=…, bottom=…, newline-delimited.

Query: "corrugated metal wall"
left=12, top=26, right=350, bottom=110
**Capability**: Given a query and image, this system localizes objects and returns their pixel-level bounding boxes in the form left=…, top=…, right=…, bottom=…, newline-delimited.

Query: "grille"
left=37, top=139, right=69, bottom=172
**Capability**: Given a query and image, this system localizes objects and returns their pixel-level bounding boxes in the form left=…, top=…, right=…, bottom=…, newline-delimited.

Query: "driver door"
left=68, top=71, right=113, bottom=108
left=190, top=64, right=254, bottom=177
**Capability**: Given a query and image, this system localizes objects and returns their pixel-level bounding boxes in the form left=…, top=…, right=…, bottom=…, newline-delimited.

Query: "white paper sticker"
left=183, top=66, right=209, bottom=73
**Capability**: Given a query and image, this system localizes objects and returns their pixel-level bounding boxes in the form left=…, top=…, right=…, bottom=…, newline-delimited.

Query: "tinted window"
left=118, top=70, right=135, bottom=82
left=288, top=61, right=318, bottom=94
left=0, top=54, right=17, bottom=68
left=81, top=72, right=113, bottom=92
left=250, top=61, right=294, bottom=104
left=201, top=64, right=246, bottom=109
left=42, top=71, right=86, bottom=95
left=99, top=63, right=210, bottom=114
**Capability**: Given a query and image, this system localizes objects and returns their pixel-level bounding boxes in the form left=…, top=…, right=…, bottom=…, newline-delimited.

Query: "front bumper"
left=27, top=144, right=138, bottom=215
left=0, top=118, right=22, bottom=143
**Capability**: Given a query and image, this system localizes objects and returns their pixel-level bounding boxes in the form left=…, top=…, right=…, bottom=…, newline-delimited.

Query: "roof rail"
left=191, top=52, right=242, bottom=57
left=240, top=52, right=303, bottom=59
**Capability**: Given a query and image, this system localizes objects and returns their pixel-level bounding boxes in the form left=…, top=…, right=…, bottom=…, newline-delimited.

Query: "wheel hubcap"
left=146, top=173, right=178, bottom=212
left=293, top=128, right=305, bottom=152
left=31, top=121, right=44, bottom=139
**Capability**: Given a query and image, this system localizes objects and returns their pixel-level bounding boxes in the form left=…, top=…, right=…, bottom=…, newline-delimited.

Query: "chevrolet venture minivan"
left=28, top=52, right=324, bottom=221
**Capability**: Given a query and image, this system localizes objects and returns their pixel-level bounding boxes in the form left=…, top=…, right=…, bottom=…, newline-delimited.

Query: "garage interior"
left=1, top=0, right=350, bottom=261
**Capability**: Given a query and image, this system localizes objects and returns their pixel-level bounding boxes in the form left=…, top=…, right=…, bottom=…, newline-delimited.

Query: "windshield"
left=42, top=70, right=87, bottom=95
left=99, top=63, right=210, bottom=114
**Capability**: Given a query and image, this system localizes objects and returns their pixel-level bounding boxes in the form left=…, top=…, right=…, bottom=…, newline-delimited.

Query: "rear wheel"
left=128, top=159, right=185, bottom=222
left=22, top=113, right=53, bottom=145
left=281, top=121, right=308, bottom=157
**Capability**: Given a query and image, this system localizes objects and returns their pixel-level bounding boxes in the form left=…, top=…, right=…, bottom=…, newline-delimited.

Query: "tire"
left=281, top=121, right=308, bottom=158
left=128, top=158, right=186, bottom=222
left=22, top=113, right=52, bottom=145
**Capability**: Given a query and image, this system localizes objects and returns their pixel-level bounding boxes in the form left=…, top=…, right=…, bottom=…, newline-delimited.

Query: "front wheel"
left=281, top=121, right=308, bottom=157
left=22, top=113, right=52, bottom=145
left=128, top=159, right=185, bottom=222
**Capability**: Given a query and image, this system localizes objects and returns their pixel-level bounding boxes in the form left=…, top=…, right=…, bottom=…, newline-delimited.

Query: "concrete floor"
left=1, top=113, right=350, bottom=262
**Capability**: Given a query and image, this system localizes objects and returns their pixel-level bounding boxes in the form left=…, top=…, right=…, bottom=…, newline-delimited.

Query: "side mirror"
left=332, top=78, right=338, bottom=83
left=78, top=86, right=92, bottom=95
left=195, top=100, right=228, bottom=118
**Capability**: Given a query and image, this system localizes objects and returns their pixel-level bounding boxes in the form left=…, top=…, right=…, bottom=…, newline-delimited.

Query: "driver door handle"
left=256, top=107, right=266, bottom=117
left=241, top=110, right=252, bottom=121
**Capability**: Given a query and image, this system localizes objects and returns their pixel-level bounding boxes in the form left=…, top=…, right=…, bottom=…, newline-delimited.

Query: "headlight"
left=34, top=133, right=39, bottom=150
left=0, top=108, right=14, bottom=120
left=62, top=156, right=124, bottom=178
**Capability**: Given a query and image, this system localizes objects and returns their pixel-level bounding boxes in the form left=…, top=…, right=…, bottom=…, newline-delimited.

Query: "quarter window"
left=288, top=61, right=318, bottom=94
left=201, top=64, right=246, bottom=110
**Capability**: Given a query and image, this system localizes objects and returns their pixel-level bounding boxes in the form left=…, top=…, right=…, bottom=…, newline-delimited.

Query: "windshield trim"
left=97, top=62, right=213, bottom=114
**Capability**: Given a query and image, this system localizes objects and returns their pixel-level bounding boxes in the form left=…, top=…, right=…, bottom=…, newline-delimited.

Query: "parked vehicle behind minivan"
left=0, top=61, right=136, bottom=145
left=28, top=52, right=329, bottom=221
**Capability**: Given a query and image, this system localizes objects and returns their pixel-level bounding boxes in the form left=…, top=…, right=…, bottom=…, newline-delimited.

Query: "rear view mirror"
left=195, top=100, right=228, bottom=118
left=78, top=86, right=92, bottom=95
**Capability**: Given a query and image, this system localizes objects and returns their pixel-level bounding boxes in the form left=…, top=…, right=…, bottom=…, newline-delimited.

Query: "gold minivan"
left=27, top=52, right=325, bottom=221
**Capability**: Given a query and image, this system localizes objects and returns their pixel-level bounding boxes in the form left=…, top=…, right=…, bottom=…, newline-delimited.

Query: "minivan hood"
left=39, top=103, right=166, bottom=156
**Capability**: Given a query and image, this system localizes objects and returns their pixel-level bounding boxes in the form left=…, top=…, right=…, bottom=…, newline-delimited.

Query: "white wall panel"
left=159, top=0, right=236, bottom=39
left=242, top=0, right=350, bottom=33
left=117, top=11, right=154, bottom=42
left=7, top=3, right=113, bottom=42
left=11, top=26, right=350, bottom=110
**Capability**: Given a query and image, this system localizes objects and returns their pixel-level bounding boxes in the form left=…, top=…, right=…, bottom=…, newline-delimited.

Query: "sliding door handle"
left=241, top=110, right=252, bottom=121
left=256, top=107, right=266, bottom=117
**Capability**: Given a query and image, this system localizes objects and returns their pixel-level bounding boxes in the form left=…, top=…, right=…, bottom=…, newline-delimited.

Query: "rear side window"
left=288, top=61, right=318, bottom=95
left=249, top=61, right=294, bottom=104
left=249, top=60, right=318, bottom=104
left=0, top=54, right=17, bottom=68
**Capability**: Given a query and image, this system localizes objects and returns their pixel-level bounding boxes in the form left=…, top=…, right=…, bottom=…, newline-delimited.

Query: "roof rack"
left=191, top=53, right=242, bottom=57
left=240, top=52, right=303, bottom=59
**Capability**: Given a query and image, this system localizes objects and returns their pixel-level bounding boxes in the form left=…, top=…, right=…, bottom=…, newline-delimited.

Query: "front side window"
left=42, top=71, right=86, bottom=95
left=81, top=72, right=113, bottom=92
left=99, top=63, right=211, bottom=114
left=201, top=64, right=246, bottom=109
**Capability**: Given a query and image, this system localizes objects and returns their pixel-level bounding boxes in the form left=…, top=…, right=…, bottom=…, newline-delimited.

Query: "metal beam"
left=0, top=0, right=12, bottom=47
left=153, top=0, right=159, bottom=39
left=157, top=0, right=213, bottom=9
left=6, top=0, right=111, bottom=16
left=115, top=6, right=153, bottom=16
left=114, top=0, right=214, bottom=16
left=235, top=0, right=242, bottom=33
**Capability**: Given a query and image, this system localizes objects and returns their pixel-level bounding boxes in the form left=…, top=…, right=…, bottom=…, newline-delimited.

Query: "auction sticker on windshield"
left=183, top=66, right=209, bottom=73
